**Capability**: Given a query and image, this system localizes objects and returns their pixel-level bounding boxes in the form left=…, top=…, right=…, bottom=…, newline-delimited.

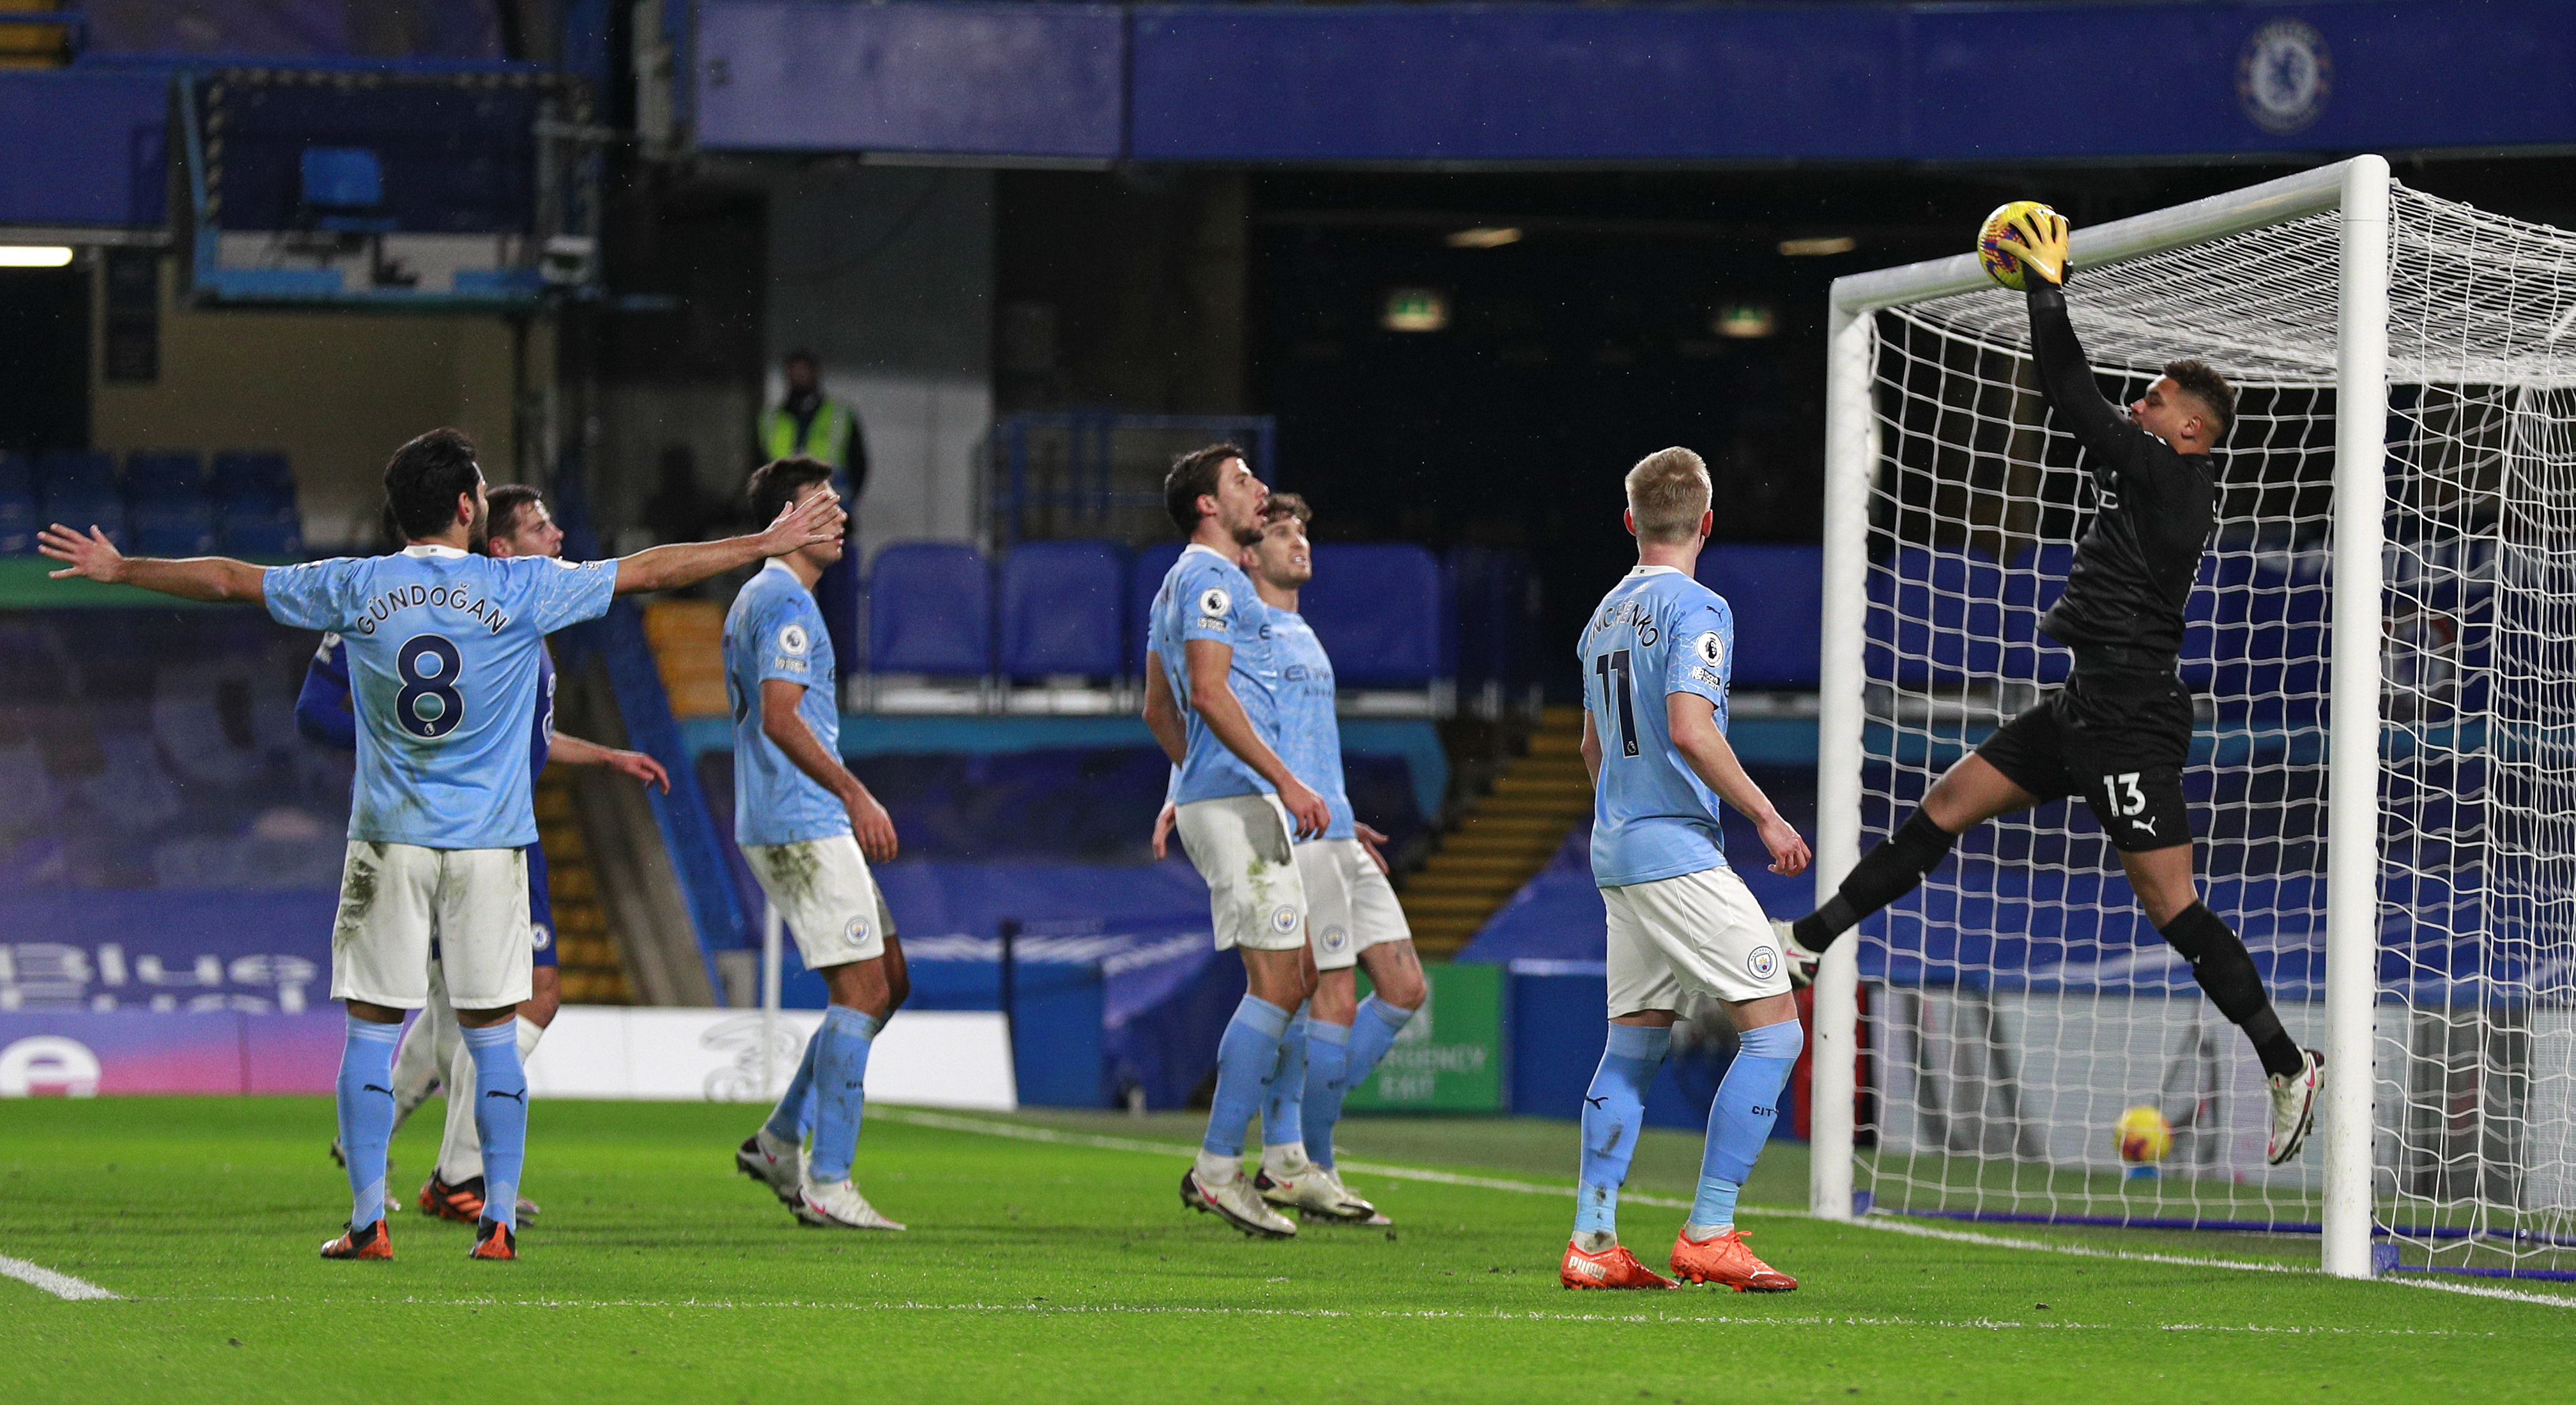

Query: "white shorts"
left=742, top=833, right=894, bottom=971
left=331, top=842, right=532, bottom=1010
left=1174, top=793, right=1308, bottom=953
left=1602, top=864, right=1786, bottom=1016
left=1294, top=837, right=1411, bottom=971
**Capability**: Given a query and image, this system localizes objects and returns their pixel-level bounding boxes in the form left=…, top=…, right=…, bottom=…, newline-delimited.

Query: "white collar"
left=1630, top=564, right=1681, bottom=578
left=1182, top=542, right=1234, bottom=564
left=761, top=559, right=799, bottom=580
left=402, top=543, right=468, bottom=559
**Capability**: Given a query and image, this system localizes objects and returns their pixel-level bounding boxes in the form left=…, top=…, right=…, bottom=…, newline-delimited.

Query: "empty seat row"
left=866, top=538, right=1466, bottom=688
left=0, top=450, right=300, bottom=557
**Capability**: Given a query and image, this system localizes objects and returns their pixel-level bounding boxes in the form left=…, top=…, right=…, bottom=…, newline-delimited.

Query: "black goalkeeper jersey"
left=2027, top=284, right=2214, bottom=663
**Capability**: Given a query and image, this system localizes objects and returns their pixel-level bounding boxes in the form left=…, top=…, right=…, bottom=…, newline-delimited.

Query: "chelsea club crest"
left=2238, top=19, right=2331, bottom=135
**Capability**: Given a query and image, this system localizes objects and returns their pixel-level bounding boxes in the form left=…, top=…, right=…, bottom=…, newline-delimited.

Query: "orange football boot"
left=1669, top=1227, right=1797, bottom=1292
left=1559, top=1239, right=1679, bottom=1289
left=319, top=1220, right=394, bottom=1261
left=467, top=1218, right=517, bottom=1261
left=418, top=1173, right=486, bottom=1224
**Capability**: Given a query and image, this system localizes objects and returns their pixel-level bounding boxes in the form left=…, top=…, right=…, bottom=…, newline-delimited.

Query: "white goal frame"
left=1808, top=155, right=2392, bottom=1278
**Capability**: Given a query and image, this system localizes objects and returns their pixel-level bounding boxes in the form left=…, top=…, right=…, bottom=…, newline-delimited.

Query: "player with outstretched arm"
left=300, top=485, right=670, bottom=1227
left=1561, top=447, right=1813, bottom=1293
left=1142, top=443, right=1331, bottom=1240
left=41, top=427, right=842, bottom=1262
left=725, top=456, right=914, bottom=1231
left=1776, top=209, right=2326, bottom=1166
left=1153, top=493, right=1429, bottom=1226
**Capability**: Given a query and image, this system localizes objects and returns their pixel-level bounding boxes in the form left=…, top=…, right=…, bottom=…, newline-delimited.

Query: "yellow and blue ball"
left=1978, top=200, right=2059, bottom=291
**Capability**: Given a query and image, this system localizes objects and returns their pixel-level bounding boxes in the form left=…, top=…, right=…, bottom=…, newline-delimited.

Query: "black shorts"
left=1976, top=671, right=2194, bottom=853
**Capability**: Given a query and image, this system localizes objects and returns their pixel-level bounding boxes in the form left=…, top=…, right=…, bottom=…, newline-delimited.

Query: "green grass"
left=6, top=1097, right=2572, bottom=1404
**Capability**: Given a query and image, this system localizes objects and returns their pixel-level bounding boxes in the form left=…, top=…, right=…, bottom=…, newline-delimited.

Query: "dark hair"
left=783, top=348, right=818, bottom=369
left=2163, top=359, right=2236, bottom=443
left=383, top=428, right=482, bottom=541
left=1261, top=491, right=1311, bottom=527
left=484, top=485, right=544, bottom=546
left=1164, top=442, right=1248, bottom=534
left=748, top=456, right=836, bottom=528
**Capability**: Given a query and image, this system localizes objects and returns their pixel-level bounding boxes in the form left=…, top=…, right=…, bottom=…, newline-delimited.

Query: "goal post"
left=1811, top=154, right=2576, bottom=1282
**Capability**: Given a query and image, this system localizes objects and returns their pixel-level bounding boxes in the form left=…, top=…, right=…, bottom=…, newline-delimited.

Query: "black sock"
left=2157, top=902, right=2304, bottom=1079
left=1793, top=811, right=1958, bottom=951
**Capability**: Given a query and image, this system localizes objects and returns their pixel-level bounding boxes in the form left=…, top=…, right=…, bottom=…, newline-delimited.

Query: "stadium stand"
left=1692, top=542, right=1821, bottom=690
left=0, top=452, right=32, bottom=554
left=210, top=452, right=302, bottom=557
left=125, top=452, right=217, bottom=557
left=1124, top=540, right=1183, bottom=678
left=999, top=539, right=1127, bottom=712
left=864, top=541, right=995, bottom=710
left=36, top=450, right=125, bottom=549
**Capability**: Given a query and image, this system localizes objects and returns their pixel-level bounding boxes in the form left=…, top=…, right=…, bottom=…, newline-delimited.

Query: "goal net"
left=1813, top=158, right=2576, bottom=1280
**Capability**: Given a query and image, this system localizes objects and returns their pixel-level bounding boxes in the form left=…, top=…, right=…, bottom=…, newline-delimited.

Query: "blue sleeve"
left=294, top=634, right=357, bottom=749
left=1176, top=557, right=1248, bottom=647
left=749, top=591, right=825, bottom=689
left=1663, top=595, right=1733, bottom=706
left=262, top=559, right=362, bottom=633
left=510, top=556, right=620, bottom=634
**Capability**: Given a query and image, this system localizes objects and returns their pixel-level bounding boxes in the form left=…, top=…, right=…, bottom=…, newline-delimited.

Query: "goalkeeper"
left=1779, top=208, right=2324, bottom=1165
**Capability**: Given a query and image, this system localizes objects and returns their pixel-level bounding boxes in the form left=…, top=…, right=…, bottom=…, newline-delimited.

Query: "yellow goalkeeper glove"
left=1995, top=208, right=2071, bottom=287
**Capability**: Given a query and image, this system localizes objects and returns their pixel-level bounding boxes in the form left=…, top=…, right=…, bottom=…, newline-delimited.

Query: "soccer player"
left=1775, top=209, right=2326, bottom=1165
left=1142, top=443, right=1331, bottom=1240
left=41, top=427, right=841, bottom=1261
left=1152, top=493, right=1425, bottom=1225
left=1561, top=447, right=1813, bottom=1293
left=723, top=456, right=914, bottom=1231
left=300, top=485, right=671, bottom=1226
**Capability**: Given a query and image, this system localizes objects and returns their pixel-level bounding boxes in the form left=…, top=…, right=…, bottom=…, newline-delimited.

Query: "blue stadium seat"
left=1126, top=541, right=1184, bottom=676
left=0, top=450, right=29, bottom=496
left=36, top=449, right=116, bottom=496
left=0, top=490, right=30, bottom=557
left=999, top=539, right=1125, bottom=679
left=1695, top=544, right=1821, bottom=689
left=2000, top=542, right=2077, bottom=684
left=300, top=148, right=396, bottom=233
left=218, top=509, right=302, bottom=557
left=133, top=501, right=218, bottom=557
left=868, top=542, right=993, bottom=676
left=211, top=451, right=295, bottom=507
left=1867, top=544, right=1936, bottom=686
left=1301, top=543, right=1447, bottom=687
left=40, top=488, right=126, bottom=548
left=1450, top=545, right=1538, bottom=692
left=125, top=451, right=206, bottom=500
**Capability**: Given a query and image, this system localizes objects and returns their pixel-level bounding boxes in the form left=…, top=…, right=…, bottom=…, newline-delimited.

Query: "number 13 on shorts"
left=2101, top=772, right=2147, bottom=817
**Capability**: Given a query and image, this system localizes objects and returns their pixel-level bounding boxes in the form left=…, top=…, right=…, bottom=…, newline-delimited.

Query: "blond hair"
left=1625, top=447, right=1710, bottom=544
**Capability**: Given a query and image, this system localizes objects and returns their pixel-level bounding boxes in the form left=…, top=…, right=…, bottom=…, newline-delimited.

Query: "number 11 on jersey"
left=1593, top=648, right=1640, bottom=758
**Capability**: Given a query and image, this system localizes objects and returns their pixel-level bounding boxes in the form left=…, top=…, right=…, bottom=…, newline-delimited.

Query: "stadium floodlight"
left=1811, top=155, right=2576, bottom=1282
left=0, top=245, right=73, bottom=266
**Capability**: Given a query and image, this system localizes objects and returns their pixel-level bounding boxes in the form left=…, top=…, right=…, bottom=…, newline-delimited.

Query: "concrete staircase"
left=1402, top=705, right=1590, bottom=958
left=535, top=773, right=633, bottom=1004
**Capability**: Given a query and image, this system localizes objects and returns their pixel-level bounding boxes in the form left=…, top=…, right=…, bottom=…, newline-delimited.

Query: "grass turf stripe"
left=0, top=1254, right=118, bottom=1301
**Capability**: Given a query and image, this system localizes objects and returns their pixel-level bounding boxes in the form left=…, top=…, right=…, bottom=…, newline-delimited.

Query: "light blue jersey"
left=724, top=560, right=848, bottom=846
left=1149, top=544, right=1284, bottom=805
left=263, top=544, right=618, bottom=849
left=1262, top=599, right=1354, bottom=841
left=1579, top=565, right=1736, bottom=888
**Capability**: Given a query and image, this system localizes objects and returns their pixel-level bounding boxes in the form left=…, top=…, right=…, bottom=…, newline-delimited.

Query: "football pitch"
left=7, top=1098, right=2572, bottom=1403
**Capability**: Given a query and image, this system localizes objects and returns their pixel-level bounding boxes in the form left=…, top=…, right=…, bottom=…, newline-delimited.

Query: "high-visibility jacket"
left=758, top=399, right=856, bottom=473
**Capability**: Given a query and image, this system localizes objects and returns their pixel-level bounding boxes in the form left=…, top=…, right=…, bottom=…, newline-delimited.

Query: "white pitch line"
left=880, top=1106, right=2576, bottom=1309
left=0, top=1254, right=118, bottom=1301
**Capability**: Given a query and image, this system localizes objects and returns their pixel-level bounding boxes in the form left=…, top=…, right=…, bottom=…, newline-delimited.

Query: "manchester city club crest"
left=1321, top=924, right=1350, bottom=955
left=1748, top=946, right=1779, bottom=981
left=2238, top=18, right=2331, bottom=135
left=845, top=914, right=871, bottom=943
left=1269, top=904, right=1300, bottom=935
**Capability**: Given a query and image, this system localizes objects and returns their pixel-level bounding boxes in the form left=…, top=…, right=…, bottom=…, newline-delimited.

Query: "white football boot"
left=1181, top=1163, right=1296, bottom=1238
left=1310, top=1167, right=1392, bottom=1226
left=794, top=1178, right=907, bottom=1231
left=1255, top=1155, right=1384, bottom=1224
left=735, top=1127, right=805, bottom=1206
left=1773, top=919, right=1826, bottom=992
left=2266, top=1047, right=2325, bottom=1165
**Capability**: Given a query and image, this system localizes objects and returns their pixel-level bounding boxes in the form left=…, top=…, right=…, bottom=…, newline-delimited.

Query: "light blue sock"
left=1300, top=1020, right=1354, bottom=1169
left=1262, top=1015, right=1307, bottom=1153
left=1690, top=1020, right=1804, bottom=1234
left=1202, top=995, right=1292, bottom=1158
left=1346, top=994, right=1414, bottom=1087
left=763, top=1032, right=821, bottom=1144
left=335, top=1015, right=401, bottom=1230
left=1575, top=1023, right=1671, bottom=1240
left=808, top=1006, right=880, bottom=1184
left=461, top=1021, right=528, bottom=1230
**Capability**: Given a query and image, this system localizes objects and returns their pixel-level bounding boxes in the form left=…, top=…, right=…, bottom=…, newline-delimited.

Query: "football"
left=2116, top=1104, right=2174, bottom=1163
left=1978, top=199, right=2060, bottom=291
